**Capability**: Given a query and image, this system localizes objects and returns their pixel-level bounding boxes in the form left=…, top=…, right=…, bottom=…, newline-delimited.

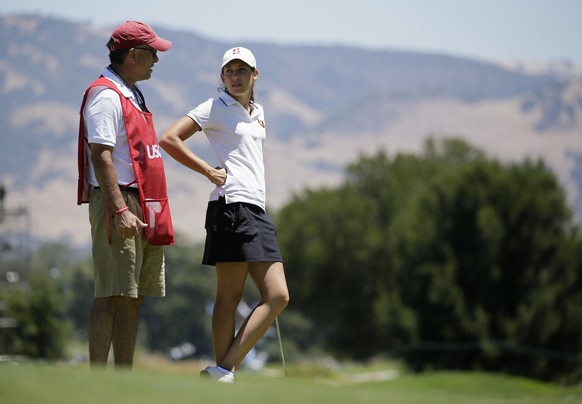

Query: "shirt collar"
left=218, top=91, right=259, bottom=117
left=218, top=91, right=237, bottom=107
left=101, top=66, right=136, bottom=100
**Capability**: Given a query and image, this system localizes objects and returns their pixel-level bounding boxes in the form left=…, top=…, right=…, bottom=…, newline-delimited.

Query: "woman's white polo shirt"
left=187, top=92, right=267, bottom=211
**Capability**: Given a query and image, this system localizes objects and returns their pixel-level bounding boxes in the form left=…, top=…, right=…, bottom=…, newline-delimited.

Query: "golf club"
left=275, top=316, right=288, bottom=384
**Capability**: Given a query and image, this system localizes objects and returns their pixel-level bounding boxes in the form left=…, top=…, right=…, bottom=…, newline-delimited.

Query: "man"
left=77, top=21, right=174, bottom=369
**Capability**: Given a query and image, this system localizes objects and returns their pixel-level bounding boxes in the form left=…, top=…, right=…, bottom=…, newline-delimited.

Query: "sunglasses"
left=134, top=47, right=158, bottom=58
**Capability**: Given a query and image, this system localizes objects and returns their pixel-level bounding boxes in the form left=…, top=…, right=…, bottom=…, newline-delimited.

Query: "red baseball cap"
left=107, top=21, right=172, bottom=52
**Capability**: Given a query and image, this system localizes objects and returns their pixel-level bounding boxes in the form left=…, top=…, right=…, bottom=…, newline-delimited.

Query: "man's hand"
left=113, top=210, right=147, bottom=239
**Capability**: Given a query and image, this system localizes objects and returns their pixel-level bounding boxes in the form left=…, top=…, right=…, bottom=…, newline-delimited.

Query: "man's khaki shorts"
left=89, top=188, right=165, bottom=298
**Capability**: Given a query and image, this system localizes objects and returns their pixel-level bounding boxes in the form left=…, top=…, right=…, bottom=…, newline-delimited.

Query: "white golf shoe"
left=200, top=366, right=235, bottom=383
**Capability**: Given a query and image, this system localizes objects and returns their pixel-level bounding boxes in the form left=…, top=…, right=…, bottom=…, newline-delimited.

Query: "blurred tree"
left=277, top=137, right=582, bottom=383
left=64, top=257, right=93, bottom=339
left=1, top=272, right=71, bottom=359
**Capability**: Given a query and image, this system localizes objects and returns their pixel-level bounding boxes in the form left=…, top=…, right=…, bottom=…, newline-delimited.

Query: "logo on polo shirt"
left=146, top=144, right=162, bottom=159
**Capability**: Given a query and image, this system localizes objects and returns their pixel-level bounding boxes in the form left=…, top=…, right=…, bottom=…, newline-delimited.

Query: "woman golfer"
left=160, top=47, right=289, bottom=383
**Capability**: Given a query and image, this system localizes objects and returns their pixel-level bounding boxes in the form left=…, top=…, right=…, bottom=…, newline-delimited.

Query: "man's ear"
left=128, top=48, right=137, bottom=62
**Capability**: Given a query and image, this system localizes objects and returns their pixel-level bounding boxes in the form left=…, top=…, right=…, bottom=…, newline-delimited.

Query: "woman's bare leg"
left=212, top=262, right=249, bottom=364
left=218, top=261, right=289, bottom=372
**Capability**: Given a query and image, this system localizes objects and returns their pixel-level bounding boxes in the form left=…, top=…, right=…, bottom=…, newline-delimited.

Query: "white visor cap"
left=222, top=47, right=256, bottom=69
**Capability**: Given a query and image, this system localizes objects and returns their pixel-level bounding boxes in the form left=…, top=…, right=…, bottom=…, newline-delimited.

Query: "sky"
left=1, top=0, right=580, bottom=64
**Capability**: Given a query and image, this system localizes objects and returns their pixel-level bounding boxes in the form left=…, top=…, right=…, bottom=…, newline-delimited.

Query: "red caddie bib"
left=77, top=77, right=174, bottom=246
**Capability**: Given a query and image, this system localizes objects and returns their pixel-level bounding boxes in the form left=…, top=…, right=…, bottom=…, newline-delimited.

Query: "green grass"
left=1, top=360, right=581, bottom=404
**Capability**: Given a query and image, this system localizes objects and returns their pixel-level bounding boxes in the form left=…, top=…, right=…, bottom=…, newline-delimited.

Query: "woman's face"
left=221, top=60, right=258, bottom=98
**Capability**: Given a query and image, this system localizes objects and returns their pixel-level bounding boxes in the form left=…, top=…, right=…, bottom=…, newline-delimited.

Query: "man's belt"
left=93, top=185, right=139, bottom=195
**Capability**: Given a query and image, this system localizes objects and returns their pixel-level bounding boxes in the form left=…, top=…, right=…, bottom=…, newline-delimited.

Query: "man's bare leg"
left=88, top=297, right=116, bottom=368
left=112, top=296, right=143, bottom=368
left=88, top=296, right=144, bottom=369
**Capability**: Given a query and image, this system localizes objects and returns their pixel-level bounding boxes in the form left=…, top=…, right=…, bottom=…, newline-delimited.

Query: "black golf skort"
left=202, top=197, right=283, bottom=266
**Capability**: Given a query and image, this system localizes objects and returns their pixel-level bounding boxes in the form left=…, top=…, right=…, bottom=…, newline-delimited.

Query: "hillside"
left=1, top=14, right=580, bottom=247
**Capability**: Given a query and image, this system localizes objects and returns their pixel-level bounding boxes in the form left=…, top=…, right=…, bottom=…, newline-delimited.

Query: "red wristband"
left=112, top=206, right=128, bottom=218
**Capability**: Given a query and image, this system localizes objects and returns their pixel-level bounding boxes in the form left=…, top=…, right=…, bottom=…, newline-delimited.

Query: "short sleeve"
left=187, top=98, right=215, bottom=131
left=84, top=87, right=123, bottom=147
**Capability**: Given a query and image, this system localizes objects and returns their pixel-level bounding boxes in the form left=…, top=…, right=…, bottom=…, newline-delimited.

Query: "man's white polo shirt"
left=83, top=67, right=142, bottom=187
